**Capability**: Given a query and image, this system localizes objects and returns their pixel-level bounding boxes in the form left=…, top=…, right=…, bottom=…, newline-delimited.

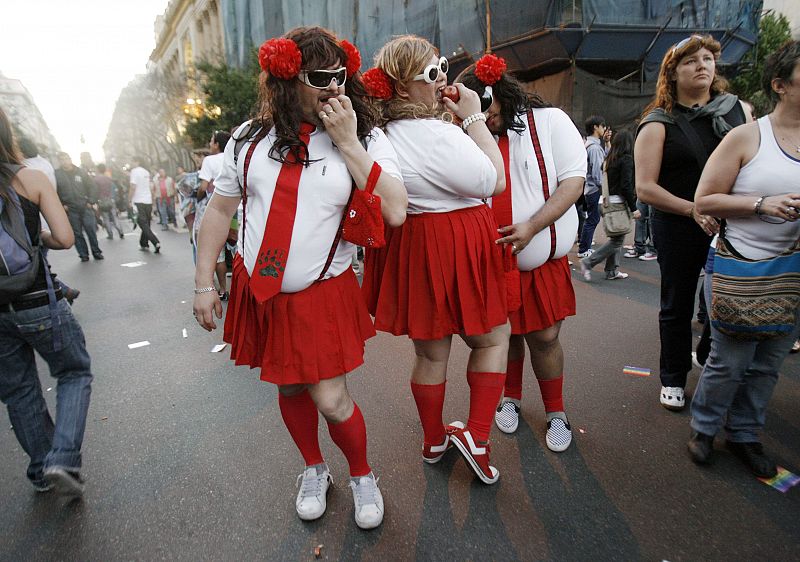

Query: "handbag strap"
left=600, top=163, right=610, bottom=209
left=674, top=113, right=709, bottom=172
left=526, top=109, right=557, bottom=260
left=240, top=128, right=269, bottom=263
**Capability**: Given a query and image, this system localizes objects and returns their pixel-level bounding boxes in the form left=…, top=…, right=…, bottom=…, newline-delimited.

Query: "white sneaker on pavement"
left=545, top=414, right=573, bottom=452
left=495, top=399, right=520, bottom=434
left=349, top=472, right=384, bottom=530
left=295, top=464, right=332, bottom=521
left=623, top=249, right=639, bottom=258
left=576, top=249, right=594, bottom=258
left=606, top=270, right=629, bottom=280
left=638, top=252, right=657, bottom=261
left=660, top=386, right=685, bottom=411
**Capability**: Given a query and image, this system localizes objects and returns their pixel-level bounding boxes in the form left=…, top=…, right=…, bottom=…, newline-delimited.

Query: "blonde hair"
left=373, top=35, right=447, bottom=123
left=643, top=34, right=729, bottom=116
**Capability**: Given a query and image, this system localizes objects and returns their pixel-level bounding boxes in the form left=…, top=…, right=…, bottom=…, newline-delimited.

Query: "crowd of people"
left=2, top=25, right=798, bottom=533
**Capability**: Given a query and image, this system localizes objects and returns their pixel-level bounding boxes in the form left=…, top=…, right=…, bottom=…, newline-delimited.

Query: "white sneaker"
left=495, top=399, right=520, bottom=434
left=349, top=472, right=384, bottom=529
left=295, top=464, right=332, bottom=521
left=576, top=249, right=594, bottom=258
left=660, top=386, right=685, bottom=411
left=545, top=415, right=573, bottom=452
left=579, top=259, right=592, bottom=282
left=623, top=249, right=639, bottom=258
left=605, top=270, right=629, bottom=280
left=638, top=252, right=657, bottom=261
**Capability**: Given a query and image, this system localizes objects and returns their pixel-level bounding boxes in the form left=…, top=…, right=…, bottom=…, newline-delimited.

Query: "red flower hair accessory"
left=341, top=40, right=362, bottom=77
left=362, top=68, right=393, bottom=100
left=475, top=53, right=507, bottom=85
left=258, top=38, right=303, bottom=80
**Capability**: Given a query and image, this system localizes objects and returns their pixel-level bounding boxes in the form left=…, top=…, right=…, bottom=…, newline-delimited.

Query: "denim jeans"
left=67, top=206, right=102, bottom=258
left=633, top=201, right=655, bottom=255
left=583, top=233, right=624, bottom=273
left=578, top=190, right=601, bottom=253
left=156, top=197, right=175, bottom=226
left=102, top=206, right=124, bottom=238
left=0, top=299, right=93, bottom=484
left=690, top=272, right=800, bottom=441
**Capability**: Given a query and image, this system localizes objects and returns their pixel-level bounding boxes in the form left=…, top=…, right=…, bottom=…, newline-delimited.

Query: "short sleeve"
left=421, top=122, right=497, bottom=198
left=548, top=109, right=588, bottom=182
left=365, top=127, right=402, bottom=181
left=211, top=125, right=247, bottom=197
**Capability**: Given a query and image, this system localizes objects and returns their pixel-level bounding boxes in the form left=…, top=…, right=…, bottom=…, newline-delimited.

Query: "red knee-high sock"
left=537, top=375, right=565, bottom=412
left=327, top=403, right=371, bottom=477
left=466, top=371, right=506, bottom=442
left=411, top=381, right=447, bottom=446
left=278, top=390, right=324, bottom=466
left=504, top=358, right=524, bottom=401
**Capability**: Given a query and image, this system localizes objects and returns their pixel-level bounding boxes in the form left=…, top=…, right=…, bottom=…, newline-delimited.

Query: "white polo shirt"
left=214, top=123, right=402, bottom=293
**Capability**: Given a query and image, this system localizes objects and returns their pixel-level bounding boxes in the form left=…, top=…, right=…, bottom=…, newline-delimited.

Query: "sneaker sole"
left=545, top=432, right=572, bottom=452
left=422, top=435, right=450, bottom=464
left=44, top=468, right=84, bottom=498
left=450, top=435, right=499, bottom=485
left=660, top=401, right=685, bottom=411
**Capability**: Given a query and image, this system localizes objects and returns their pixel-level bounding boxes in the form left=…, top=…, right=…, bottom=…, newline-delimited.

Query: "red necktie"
left=249, top=123, right=314, bottom=303
left=493, top=133, right=521, bottom=313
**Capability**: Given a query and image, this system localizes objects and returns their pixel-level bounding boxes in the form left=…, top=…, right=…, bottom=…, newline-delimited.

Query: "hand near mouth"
left=319, top=94, right=358, bottom=148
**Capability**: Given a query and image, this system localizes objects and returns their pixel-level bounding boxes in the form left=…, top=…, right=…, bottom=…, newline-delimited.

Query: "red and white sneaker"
left=422, top=421, right=464, bottom=464
left=449, top=426, right=500, bottom=484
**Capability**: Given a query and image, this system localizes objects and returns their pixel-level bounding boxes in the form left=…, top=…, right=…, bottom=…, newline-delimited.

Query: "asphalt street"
left=1, top=221, right=798, bottom=561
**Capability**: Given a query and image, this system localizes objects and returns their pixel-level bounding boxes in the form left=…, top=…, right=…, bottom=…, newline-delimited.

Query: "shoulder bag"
left=599, top=164, right=632, bottom=236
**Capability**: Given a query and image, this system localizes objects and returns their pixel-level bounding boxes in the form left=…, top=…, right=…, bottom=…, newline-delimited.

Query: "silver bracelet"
left=461, top=112, right=487, bottom=131
left=194, top=286, right=216, bottom=294
left=754, top=195, right=765, bottom=215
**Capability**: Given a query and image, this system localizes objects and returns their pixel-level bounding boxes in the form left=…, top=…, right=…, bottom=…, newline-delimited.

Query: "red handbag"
left=341, top=162, right=385, bottom=248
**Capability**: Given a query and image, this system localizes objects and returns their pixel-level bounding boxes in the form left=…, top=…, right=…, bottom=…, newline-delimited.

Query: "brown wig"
left=762, top=40, right=800, bottom=106
left=455, top=64, right=550, bottom=134
left=372, top=35, right=448, bottom=125
left=643, top=34, right=728, bottom=116
left=0, top=105, right=23, bottom=205
left=252, top=26, right=379, bottom=166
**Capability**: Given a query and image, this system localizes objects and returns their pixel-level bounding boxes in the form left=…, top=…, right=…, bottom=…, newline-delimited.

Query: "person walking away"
left=0, top=106, right=93, bottom=498
left=687, top=40, right=800, bottom=478
left=635, top=34, right=751, bottom=411
left=193, top=27, right=407, bottom=529
left=154, top=168, right=176, bottom=230
left=128, top=156, right=160, bottom=253
left=55, top=152, right=103, bottom=262
left=94, top=163, right=124, bottom=240
left=576, top=116, right=607, bottom=258
left=457, top=55, right=585, bottom=452
left=196, top=131, right=231, bottom=299
left=580, top=129, right=638, bottom=281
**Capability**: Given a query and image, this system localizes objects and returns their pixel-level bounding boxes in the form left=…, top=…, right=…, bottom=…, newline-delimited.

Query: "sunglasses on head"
left=414, top=56, right=449, bottom=83
left=671, top=35, right=705, bottom=55
left=480, top=85, right=494, bottom=113
left=298, top=67, right=347, bottom=89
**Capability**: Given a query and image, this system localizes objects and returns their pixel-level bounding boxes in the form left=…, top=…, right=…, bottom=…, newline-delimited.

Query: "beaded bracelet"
left=194, top=286, right=216, bottom=294
left=754, top=195, right=765, bottom=215
left=461, top=112, right=487, bottom=131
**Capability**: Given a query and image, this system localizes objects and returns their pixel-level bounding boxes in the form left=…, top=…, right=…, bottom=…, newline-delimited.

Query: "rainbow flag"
left=758, top=466, right=800, bottom=493
left=623, top=366, right=651, bottom=377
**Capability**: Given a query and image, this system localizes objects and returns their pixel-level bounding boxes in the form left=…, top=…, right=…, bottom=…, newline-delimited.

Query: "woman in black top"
left=579, top=129, right=638, bottom=281
left=635, top=35, right=751, bottom=411
left=0, top=105, right=93, bottom=498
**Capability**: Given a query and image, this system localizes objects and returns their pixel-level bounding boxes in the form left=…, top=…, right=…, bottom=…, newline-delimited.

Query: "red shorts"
left=363, top=204, right=508, bottom=340
left=224, top=255, right=376, bottom=385
left=509, top=256, right=576, bottom=334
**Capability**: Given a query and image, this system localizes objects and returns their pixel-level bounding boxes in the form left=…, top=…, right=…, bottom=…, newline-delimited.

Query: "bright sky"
left=0, top=0, right=168, bottom=163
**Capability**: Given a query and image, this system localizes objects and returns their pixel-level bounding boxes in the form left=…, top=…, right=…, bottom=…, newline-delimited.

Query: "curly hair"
left=372, top=35, right=448, bottom=125
left=643, top=34, right=728, bottom=116
left=455, top=64, right=550, bottom=134
left=251, top=26, right=379, bottom=166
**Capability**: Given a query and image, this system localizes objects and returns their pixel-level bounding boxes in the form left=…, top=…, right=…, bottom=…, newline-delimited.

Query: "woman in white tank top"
left=686, top=40, right=800, bottom=478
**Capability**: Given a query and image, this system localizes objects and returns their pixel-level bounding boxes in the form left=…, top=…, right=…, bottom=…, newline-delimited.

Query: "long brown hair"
left=0, top=105, right=23, bottom=205
left=373, top=35, right=447, bottom=124
left=252, top=26, right=379, bottom=166
left=642, top=34, right=728, bottom=116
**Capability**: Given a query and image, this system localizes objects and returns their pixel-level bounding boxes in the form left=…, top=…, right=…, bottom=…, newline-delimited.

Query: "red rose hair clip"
left=362, top=68, right=393, bottom=100
left=475, top=53, right=507, bottom=85
left=258, top=37, right=363, bottom=81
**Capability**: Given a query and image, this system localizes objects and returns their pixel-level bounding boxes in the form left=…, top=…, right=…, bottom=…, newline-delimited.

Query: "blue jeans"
left=156, top=197, right=175, bottom=226
left=633, top=201, right=655, bottom=255
left=578, top=190, right=601, bottom=253
left=0, top=299, right=93, bottom=484
left=67, top=206, right=101, bottom=259
left=690, top=272, right=800, bottom=441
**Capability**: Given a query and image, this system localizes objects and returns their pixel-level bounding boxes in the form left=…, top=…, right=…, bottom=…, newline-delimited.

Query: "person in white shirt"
left=128, top=157, right=160, bottom=253
left=458, top=55, right=586, bottom=453
left=192, top=27, right=406, bottom=530
left=196, top=131, right=230, bottom=299
left=362, top=35, right=509, bottom=486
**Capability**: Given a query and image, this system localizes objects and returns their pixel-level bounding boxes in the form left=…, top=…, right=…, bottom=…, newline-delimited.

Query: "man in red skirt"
left=459, top=55, right=586, bottom=452
left=192, top=27, right=407, bottom=530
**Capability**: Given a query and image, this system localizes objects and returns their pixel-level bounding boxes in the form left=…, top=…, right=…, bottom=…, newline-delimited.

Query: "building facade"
left=0, top=71, right=59, bottom=157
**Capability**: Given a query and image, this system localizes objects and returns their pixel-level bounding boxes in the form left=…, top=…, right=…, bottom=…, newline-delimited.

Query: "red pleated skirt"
left=363, top=204, right=508, bottom=340
left=509, top=256, right=576, bottom=335
left=224, top=255, right=376, bottom=385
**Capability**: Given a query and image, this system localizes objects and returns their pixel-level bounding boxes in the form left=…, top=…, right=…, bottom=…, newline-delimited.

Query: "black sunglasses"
left=299, top=67, right=347, bottom=89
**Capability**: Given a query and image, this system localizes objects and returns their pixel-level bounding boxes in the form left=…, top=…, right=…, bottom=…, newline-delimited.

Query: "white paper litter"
left=120, top=261, right=147, bottom=268
left=211, top=343, right=227, bottom=353
left=128, top=341, right=151, bottom=349
left=182, top=328, right=188, bottom=338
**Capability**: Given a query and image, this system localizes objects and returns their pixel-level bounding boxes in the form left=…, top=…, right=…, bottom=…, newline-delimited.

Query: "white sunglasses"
left=671, top=35, right=705, bottom=56
left=414, top=57, right=449, bottom=83
left=298, top=67, right=347, bottom=89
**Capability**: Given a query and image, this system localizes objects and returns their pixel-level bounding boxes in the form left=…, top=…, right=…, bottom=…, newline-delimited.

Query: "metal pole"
left=486, top=0, right=492, bottom=53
